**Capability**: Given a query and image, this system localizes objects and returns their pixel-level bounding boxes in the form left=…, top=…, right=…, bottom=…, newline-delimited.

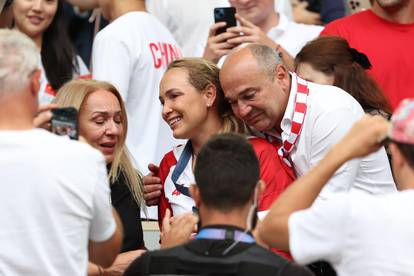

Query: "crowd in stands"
left=0, top=0, right=413, bottom=275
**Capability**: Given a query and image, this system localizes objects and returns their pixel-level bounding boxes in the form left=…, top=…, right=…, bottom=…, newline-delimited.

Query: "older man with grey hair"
left=220, top=43, right=395, bottom=201
left=0, top=29, right=122, bottom=275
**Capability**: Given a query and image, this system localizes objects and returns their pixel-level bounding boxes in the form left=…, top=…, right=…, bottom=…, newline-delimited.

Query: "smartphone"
left=51, top=107, right=79, bottom=140
left=214, top=7, right=237, bottom=35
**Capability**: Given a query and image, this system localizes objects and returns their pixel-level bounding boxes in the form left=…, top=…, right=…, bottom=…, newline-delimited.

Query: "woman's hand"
left=160, top=209, right=198, bottom=249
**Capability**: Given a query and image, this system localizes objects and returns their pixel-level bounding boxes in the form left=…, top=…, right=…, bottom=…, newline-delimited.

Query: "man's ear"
left=203, top=84, right=217, bottom=108
left=29, top=69, right=41, bottom=98
left=189, top=184, right=201, bottom=208
left=275, top=63, right=290, bottom=91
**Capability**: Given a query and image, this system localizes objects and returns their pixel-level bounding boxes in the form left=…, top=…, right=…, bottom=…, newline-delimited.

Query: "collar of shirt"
left=266, top=12, right=289, bottom=38
left=263, top=72, right=298, bottom=142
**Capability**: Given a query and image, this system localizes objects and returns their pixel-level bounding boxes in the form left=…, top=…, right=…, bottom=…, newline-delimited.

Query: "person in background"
left=54, top=79, right=146, bottom=275
left=0, top=29, right=122, bottom=276
left=146, top=0, right=293, bottom=57
left=12, top=0, right=89, bottom=104
left=202, top=0, right=323, bottom=69
left=295, top=36, right=391, bottom=118
left=321, top=0, right=414, bottom=110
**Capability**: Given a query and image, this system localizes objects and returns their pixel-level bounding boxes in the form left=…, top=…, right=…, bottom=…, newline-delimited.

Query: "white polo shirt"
left=267, top=75, right=396, bottom=199
left=289, top=190, right=414, bottom=276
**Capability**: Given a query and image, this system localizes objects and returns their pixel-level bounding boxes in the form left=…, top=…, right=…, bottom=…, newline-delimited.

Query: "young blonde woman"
left=54, top=79, right=145, bottom=275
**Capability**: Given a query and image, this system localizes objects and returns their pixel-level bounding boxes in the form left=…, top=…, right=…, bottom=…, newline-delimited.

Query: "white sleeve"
left=89, top=157, right=116, bottom=242
left=92, top=32, right=132, bottom=101
left=310, top=107, right=361, bottom=199
left=288, top=195, right=350, bottom=265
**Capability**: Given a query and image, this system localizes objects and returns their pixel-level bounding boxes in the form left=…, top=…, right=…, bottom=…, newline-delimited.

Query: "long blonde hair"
left=166, top=58, right=245, bottom=134
left=54, top=79, right=144, bottom=206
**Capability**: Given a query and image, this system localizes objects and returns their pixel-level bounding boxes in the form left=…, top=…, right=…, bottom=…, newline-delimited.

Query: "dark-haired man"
left=125, top=133, right=312, bottom=276
left=259, top=100, right=414, bottom=275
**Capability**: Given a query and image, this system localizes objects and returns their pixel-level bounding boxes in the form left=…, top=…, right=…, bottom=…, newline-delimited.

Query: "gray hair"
left=247, top=43, right=282, bottom=81
left=0, top=29, right=39, bottom=96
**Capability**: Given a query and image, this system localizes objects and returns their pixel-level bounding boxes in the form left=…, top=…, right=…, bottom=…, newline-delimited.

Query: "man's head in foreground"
left=191, top=133, right=263, bottom=228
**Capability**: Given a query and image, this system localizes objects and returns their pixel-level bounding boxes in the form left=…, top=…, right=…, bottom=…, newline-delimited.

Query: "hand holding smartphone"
left=214, top=7, right=237, bottom=35
left=51, top=107, right=79, bottom=140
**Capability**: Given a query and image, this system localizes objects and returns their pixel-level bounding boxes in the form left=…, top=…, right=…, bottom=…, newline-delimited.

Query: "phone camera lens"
left=215, top=9, right=225, bottom=19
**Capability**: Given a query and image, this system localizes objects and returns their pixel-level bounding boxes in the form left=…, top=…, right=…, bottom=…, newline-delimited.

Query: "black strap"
left=171, top=140, right=192, bottom=197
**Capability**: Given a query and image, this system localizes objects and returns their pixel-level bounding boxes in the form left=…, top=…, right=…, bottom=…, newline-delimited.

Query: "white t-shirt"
left=92, top=12, right=182, bottom=174
left=38, top=55, right=89, bottom=105
left=267, top=75, right=396, bottom=199
left=267, top=13, right=323, bottom=57
left=289, top=190, right=414, bottom=276
left=0, top=129, right=115, bottom=275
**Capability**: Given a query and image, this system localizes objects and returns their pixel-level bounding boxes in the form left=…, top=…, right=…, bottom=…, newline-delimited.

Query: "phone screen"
left=51, top=107, right=79, bottom=140
left=214, top=7, right=237, bottom=35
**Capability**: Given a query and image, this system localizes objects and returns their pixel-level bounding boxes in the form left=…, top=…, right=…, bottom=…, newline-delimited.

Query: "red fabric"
left=157, top=139, right=296, bottom=218
left=249, top=137, right=295, bottom=211
left=157, top=150, right=176, bottom=231
left=157, top=140, right=294, bottom=259
left=250, top=137, right=295, bottom=260
left=321, top=10, right=414, bottom=110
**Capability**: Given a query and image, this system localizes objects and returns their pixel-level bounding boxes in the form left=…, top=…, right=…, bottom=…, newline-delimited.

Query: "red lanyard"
left=277, top=75, right=309, bottom=167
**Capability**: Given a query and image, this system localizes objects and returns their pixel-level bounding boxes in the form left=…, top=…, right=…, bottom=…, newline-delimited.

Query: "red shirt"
left=157, top=137, right=295, bottom=260
left=322, top=10, right=414, bottom=110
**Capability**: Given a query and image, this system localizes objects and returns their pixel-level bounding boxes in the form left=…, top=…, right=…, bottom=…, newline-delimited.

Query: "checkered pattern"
left=278, top=75, right=309, bottom=167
